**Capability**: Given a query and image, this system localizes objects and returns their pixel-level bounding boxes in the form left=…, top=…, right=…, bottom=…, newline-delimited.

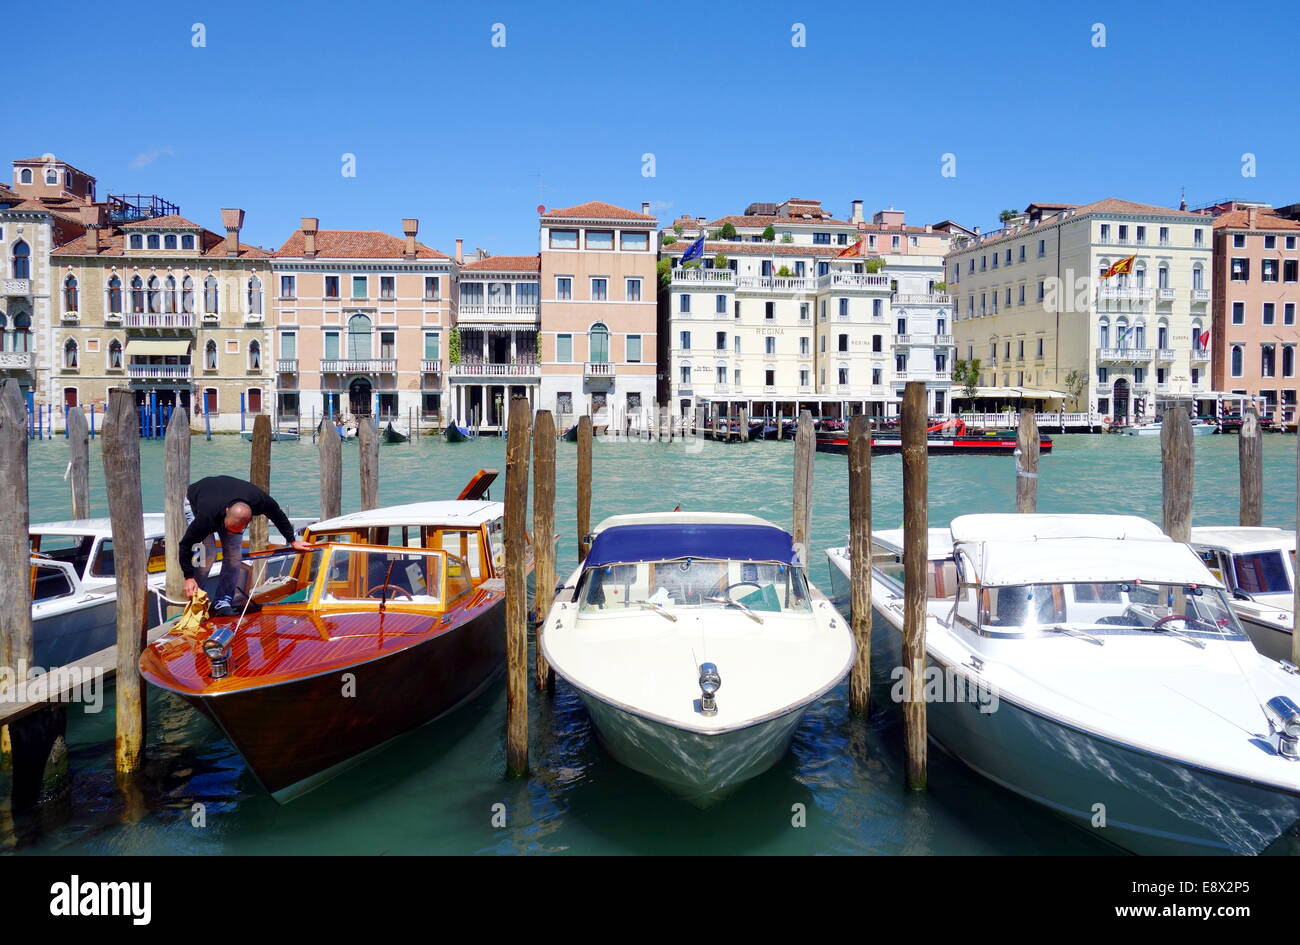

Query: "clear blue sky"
left=16, top=0, right=1300, bottom=254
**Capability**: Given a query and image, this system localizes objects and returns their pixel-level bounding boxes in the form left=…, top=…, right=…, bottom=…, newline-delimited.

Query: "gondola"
left=560, top=423, right=579, bottom=442
left=383, top=421, right=410, bottom=444
left=444, top=422, right=476, bottom=443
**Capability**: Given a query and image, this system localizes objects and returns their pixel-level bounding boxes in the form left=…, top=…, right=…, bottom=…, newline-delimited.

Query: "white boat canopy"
left=949, top=513, right=1165, bottom=544
left=957, top=536, right=1223, bottom=589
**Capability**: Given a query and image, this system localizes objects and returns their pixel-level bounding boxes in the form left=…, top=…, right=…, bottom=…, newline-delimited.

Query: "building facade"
left=270, top=218, right=455, bottom=425
left=49, top=207, right=273, bottom=430
left=1210, top=206, right=1300, bottom=425
left=948, top=198, right=1214, bottom=422
left=538, top=201, right=658, bottom=427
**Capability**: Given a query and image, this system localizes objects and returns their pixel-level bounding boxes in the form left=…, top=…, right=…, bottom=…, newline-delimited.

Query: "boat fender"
left=1103, top=416, right=1111, bottom=423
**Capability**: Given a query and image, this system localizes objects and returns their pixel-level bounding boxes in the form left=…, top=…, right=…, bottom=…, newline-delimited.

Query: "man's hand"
left=291, top=539, right=313, bottom=553
left=184, top=577, right=199, bottom=598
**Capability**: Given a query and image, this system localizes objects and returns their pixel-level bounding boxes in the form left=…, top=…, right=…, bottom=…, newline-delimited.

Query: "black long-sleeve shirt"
left=179, top=475, right=296, bottom=577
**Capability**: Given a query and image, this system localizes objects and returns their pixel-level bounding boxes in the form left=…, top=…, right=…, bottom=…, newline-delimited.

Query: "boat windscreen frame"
left=304, top=541, right=453, bottom=612
left=573, top=555, right=807, bottom=608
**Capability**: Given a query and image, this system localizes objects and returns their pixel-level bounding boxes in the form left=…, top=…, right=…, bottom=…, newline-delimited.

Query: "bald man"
left=179, top=474, right=311, bottom=616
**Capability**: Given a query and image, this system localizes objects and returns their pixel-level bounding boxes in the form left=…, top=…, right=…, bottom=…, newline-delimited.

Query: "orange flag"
left=1100, top=253, right=1137, bottom=279
left=835, top=238, right=864, bottom=259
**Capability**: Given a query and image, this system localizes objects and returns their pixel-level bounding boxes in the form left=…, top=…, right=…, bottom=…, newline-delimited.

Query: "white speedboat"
left=1191, top=526, right=1296, bottom=662
left=542, top=512, right=854, bottom=805
left=1121, top=417, right=1217, bottom=436
left=826, top=513, right=1300, bottom=855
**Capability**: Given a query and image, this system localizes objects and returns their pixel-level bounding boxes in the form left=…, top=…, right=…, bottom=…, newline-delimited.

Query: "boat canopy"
left=950, top=513, right=1165, bottom=544
left=956, top=536, right=1223, bottom=589
left=584, top=523, right=797, bottom=569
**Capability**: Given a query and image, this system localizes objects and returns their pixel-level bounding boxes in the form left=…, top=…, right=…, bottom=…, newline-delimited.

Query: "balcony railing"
left=125, top=313, right=197, bottom=329
left=817, top=272, right=890, bottom=291
left=0, top=351, right=34, bottom=370
left=894, top=334, right=912, bottom=345
left=1157, top=288, right=1176, bottom=301
left=1096, top=286, right=1154, bottom=301
left=456, top=303, right=541, bottom=320
left=321, top=358, right=397, bottom=374
left=1191, top=288, right=1211, bottom=302
left=671, top=268, right=736, bottom=285
left=935, top=334, right=955, bottom=346
left=584, top=361, right=615, bottom=378
left=448, top=362, right=540, bottom=378
left=1097, top=347, right=1154, bottom=362
left=128, top=363, right=192, bottom=379
left=1191, top=348, right=1211, bottom=361
left=62, top=311, right=80, bottom=322
left=736, top=275, right=817, bottom=293
left=893, top=293, right=953, bottom=305
left=420, top=359, right=442, bottom=373
left=1, top=279, right=31, bottom=297
left=276, top=359, right=298, bottom=373
left=1156, top=348, right=1177, bottom=362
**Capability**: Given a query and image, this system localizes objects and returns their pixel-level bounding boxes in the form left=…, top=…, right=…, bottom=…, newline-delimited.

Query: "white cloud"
left=129, top=147, right=175, bottom=169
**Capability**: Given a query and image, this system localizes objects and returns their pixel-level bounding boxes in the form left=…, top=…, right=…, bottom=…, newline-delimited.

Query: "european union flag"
left=680, top=234, right=705, bottom=263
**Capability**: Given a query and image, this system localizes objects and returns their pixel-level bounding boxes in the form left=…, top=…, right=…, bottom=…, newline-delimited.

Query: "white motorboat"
left=826, top=513, right=1300, bottom=855
left=542, top=512, right=854, bottom=806
left=1120, top=417, right=1217, bottom=436
left=1191, top=526, right=1296, bottom=662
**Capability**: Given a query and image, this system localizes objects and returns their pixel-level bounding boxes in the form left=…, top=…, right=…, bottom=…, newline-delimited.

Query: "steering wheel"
left=1153, top=613, right=1216, bottom=631
left=367, top=584, right=413, bottom=600
left=722, top=581, right=763, bottom=602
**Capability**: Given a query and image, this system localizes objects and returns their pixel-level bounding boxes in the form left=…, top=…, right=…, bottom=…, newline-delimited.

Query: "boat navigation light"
left=203, top=625, right=237, bottom=679
left=698, top=662, right=722, bottom=717
left=1266, top=696, right=1300, bottom=759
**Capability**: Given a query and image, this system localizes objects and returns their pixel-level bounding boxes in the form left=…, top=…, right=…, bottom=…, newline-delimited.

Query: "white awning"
left=950, top=514, right=1165, bottom=544
left=962, top=386, right=1067, bottom=400
left=126, top=340, right=191, bottom=356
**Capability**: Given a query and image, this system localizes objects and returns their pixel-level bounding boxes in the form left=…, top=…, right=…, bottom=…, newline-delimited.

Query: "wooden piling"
left=739, top=407, right=748, bottom=444
left=504, top=398, right=530, bottom=776
left=577, top=415, right=593, bottom=558
left=319, top=417, right=342, bottom=521
left=358, top=417, right=379, bottom=511
left=102, top=389, right=148, bottom=774
left=848, top=414, right=873, bottom=714
left=1160, top=406, right=1194, bottom=542
left=792, top=409, right=814, bottom=557
left=248, top=414, right=271, bottom=553
left=532, top=410, right=556, bottom=690
left=66, top=406, right=90, bottom=519
left=163, top=407, right=190, bottom=618
left=900, top=381, right=928, bottom=791
left=1015, top=408, right=1039, bottom=513
left=1294, top=429, right=1300, bottom=667
left=1239, top=408, right=1263, bottom=527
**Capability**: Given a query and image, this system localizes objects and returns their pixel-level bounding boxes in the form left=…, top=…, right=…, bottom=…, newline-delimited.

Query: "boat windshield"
left=317, top=546, right=443, bottom=605
left=578, top=558, right=811, bottom=615
left=968, top=581, right=1244, bottom=637
left=1230, top=551, right=1292, bottom=595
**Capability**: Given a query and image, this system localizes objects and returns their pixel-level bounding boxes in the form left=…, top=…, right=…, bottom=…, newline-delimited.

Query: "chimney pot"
left=301, top=217, right=319, bottom=259
left=1248, top=207, right=1258, bottom=228
left=641, top=201, right=651, bottom=215
left=221, top=208, right=244, bottom=257
left=79, top=205, right=106, bottom=253
left=455, top=238, right=464, bottom=264
left=402, top=218, right=419, bottom=259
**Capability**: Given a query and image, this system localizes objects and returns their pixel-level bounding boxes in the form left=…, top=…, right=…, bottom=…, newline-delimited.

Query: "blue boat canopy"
left=584, top=523, right=798, bottom=569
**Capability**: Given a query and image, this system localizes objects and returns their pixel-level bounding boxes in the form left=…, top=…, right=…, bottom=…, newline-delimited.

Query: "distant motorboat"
left=1120, top=417, right=1217, bottom=436
left=241, top=430, right=300, bottom=442
left=1190, top=526, right=1297, bottom=662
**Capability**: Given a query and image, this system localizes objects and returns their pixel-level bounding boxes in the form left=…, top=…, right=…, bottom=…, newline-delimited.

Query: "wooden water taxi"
left=815, top=418, right=1053, bottom=456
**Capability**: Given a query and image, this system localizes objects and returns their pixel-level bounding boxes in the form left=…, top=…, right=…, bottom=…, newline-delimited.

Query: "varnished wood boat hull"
left=178, top=601, right=506, bottom=801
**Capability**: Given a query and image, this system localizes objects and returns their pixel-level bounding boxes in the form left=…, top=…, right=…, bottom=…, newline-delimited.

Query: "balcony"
left=448, top=362, right=540, bottom=379
left=1, top=279, right=31, bottom=297
left=935, top=334, right=955, bottom=346
left=1096, top=286, right=1153, bottom=301
left=1156, top=348, right=1177, bottom=362
left=893, top=293, right=953, bottom=306
left=714, top=383, right=730, bottom=394
left=0, top=351, right=34, bottom=371
left=456, top=303, right=541, bottom=323
left=321, top=358, right=397, bottom=374
left=1191, top=348, right=1211, bottom=362
left=584, top=361, right=616, bottom=379
left=736, top=275, right=817, bottom=293
left=671, top=268, right=736, bottom=286
left=420, top=359, right=442, bottom=374
left=1156, top=288, right=1176, bottom=302
left=1191, top=288, right=1211, bottom=302
left=1097, top=347, right=1154, bottom=362
left=894, top=334, right=913, bottom=345
left=125, top=313, right=196, bottom=329
left=62, top=310, right=80, bottom=322
left=128, top=363, right=192, bottom=380
left=276, top=359, right=298, bottom=373
left=797, top=385, right=812, bottom=394
left=816, top=272, right=890, bottom=291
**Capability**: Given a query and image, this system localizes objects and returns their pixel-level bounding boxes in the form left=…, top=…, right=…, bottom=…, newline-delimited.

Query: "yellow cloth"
left=174, top=589, right=210, bottom=637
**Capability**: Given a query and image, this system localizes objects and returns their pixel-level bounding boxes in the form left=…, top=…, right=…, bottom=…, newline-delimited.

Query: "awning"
left=584, top=523, right=797, bottom=568
left=126, top=340, right=191, bottom=356
left=964, top=386, right=1067, bottom=400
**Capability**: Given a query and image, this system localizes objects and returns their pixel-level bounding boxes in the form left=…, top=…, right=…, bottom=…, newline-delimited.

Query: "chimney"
left=80, top=205, right=106, bottom=253
left=455, top=238, right=464, bottom=264
left=402, top=218, right=419, bottom=260
left=851, top=199, right=864, bottom=223
left=221, top=208, right=245, bottom=257
left=924, top=224, right=933, bottom=233
left=300, top=217, right=319, bottom=259
left=1248, top=207, right=1258, bottom=229
left=973, top=225, right=981, bottom=235
left=641, top=201, right=651, bottom=216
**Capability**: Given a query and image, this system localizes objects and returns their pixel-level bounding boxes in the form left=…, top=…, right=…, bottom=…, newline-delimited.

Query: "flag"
left=835, top=238, right=863, bottom=259
left=680, top=234, right=705, bottom=263
left=1199, top=329, right=1211, bottom=349
left=1100, top=253, right=1137, bottom=279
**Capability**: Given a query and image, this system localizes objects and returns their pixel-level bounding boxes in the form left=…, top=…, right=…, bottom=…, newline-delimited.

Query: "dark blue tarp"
left=584, top=523, right=797, bottom=568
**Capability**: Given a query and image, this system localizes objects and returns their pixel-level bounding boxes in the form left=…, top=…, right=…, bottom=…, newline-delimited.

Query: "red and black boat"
left=815, top=418, right=1053, bottom=456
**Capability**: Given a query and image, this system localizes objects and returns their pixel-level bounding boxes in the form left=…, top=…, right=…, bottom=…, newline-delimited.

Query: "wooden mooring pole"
left=249, top=414, right=271, bottom=553
left=504, top=398, right=530, bottom=776
left=1015, top=408, right=1039, bottom=513
left=848, top=414, right=872, bottom=714
left=102, top=390, right=148, bottom=774
left=1294, top=430, right=1300, bottom=667
left=67, top=405, right=90, bottom=519
left=901, top=381, right=928, bottom=791
left=358, top=416, right=379, bottom=511
left=1160, top=406, right=1194, bottom=542
left=319, top=417, right=342, bottom=520
left=532, top=409, right=556, bottom=690
left=1239, top=407, right=1263, bottom=527
left=792, top=409, right=814, bottom=557
left=577, top=415, right=593, bottom=558
left=163, top=408, right=190, bottom=619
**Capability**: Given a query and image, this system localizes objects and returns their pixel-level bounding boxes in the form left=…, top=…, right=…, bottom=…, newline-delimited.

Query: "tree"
left=448, top=327, right=462, bottom=364
left=998, top=209, right=1019, bottom=224
left=661, top=233, right=677, bottom=246
left=776, top=265, right=793, bottom=278
left=672, top=222, right=684, bottom=236
left=712, top=253, right=729, bottom=269
left=864, top=256, right=885, bottom=274
left=1064, top=369, right=1087, bottom=410
left=953, top=359, right=981, bottom=404
left=657, top=257, right=674, bottom=287
left=761, top=224, right=776, bottom=242
left=932, top=281, right=947, bottom=292
left=719, top=222, right=737, bottom=240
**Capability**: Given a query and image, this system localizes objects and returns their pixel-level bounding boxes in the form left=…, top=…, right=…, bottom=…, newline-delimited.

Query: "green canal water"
left=5, top=431, right=1299, bottom=855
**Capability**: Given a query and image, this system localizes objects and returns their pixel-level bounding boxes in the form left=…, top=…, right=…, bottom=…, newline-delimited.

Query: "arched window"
left=63, top=338, right=78, bottom=369
left=589, top=322, right=610, bottom=363
left=107, top=275, right=122, bottom=313
left=164, top=276, right=177, bottom=313
left=147, top=276, right=162, bottom=313
left=347, top=314, right=372, bottom=359
left=247, top=276, right=263, bottom=315
left=1133, top=264, right=1146, bottom=289
left=11, top=240, right=30, bottom=279
left=163, top=235, right=177, bottom=250
left=1231, top=345, right=1244, bottom=377
left=146, top=234, right=160, bottom=250
left=45, top=168, right=57, bottom=185
left=128, top=235, right=143, bottom=250
left=108, top=339, right=123, bottom=370
left=1158, top=263, right=1170, bottom=289
left=248, top=340, right=262, bottom=370
left=1132, top=319, right=1146, bottom=349
left=205, top=339, right=218, bottom=370
left=182, top=276, right=195, bottom=313
left=203, top=276, right=219, bottom=313
left=11, top=312, right=30, bottom=352
left=1157, top=318, right=1169, bottom=349
left=130, top=276, right=144, bottom=313
left=18, top=168, right=31, bottom=185
left=1098, top=317, right=1110, bottom=348
left=1192, top=320, right=1205, bottom=352
left=1115, top=317, right=1130, bottom=349
left=63, top=274, right=78, bottom=311
left=1192, top=264, right=1204, bottom=291
left=181, top=235, right=195, bottom=250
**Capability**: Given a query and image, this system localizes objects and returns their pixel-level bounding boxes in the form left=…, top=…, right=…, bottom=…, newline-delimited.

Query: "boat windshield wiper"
left=1140, top=621, right=1207, bottom=649
left=1045, top=624, right=1105, bottom=646
left=707, top=596, right=765, bottom=624
left=634, top=599, right=678, bottom=622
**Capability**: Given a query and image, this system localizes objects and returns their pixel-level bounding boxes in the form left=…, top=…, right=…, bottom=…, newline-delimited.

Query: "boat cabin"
left=28, top=515, right=169, bottom=600
left=1190, top=527, right=1296, bottom=604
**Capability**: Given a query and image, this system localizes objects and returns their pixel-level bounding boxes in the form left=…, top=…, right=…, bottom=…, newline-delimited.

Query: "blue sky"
left=16, top=0, right=1300, bottom=253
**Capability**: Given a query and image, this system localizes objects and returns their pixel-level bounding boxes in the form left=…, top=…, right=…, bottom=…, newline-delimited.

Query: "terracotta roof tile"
left=53, top=228, right=270, bottom=259
left=462, top=254, right=540, bottom=272
left=274, top=229, right=447, bottom=259
left=1068, top=197, right=1205, bottom=219
left=1212, top=210, right=1300, bottom=231
left=661, top=241, right=862, bottom=259
left=120, top=214, right=203, bottom=229
left=541, top=200, right=655, bottom=221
